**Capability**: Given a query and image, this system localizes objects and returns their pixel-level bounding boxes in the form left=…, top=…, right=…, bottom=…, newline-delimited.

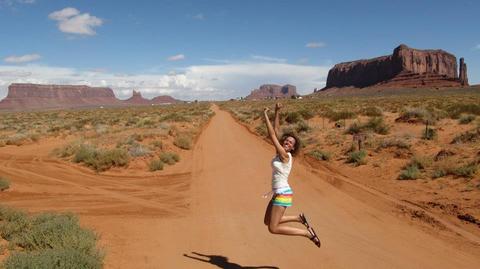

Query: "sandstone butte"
left=245, top=84, right=298, bottom=100
left=323, top=44, right=469, bottom=90
left=0, top=83, right=181, bottom=111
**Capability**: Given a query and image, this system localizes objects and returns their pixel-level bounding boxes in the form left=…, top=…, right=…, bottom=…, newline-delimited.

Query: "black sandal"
left=299, top=213, right=309, bottom=228
left=308, top=227, right=321, bottom=248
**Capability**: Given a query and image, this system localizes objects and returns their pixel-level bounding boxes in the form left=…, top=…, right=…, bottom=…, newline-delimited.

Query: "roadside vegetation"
left=0, top=206, right=103, bottom=269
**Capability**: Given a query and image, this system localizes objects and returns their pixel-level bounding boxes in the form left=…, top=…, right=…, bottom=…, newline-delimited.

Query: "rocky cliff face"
left=325, top=44, right=468, bottom=89
left=0, top=84, right=181, bottom=111
left=0, top=83, right=120, bottom=110
left=246, top=84, right=297, bottom=100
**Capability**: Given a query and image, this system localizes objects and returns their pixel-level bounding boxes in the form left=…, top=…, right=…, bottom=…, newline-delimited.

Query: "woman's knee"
left=268, top=224, right=279, bottom=234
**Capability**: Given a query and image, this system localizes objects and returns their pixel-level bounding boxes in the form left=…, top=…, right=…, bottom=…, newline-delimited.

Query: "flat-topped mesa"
left=246, top=84, right=297, bottom=100
left=0, top=83, right=120, bottom=110
left=325, top=44, right=469, bottom=89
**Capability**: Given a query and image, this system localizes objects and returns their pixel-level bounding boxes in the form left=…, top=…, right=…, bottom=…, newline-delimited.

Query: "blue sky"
left=0, top=0, right=479, bottom=100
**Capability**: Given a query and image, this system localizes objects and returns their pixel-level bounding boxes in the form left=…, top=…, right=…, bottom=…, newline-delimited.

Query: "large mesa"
left=324, top=44, right=469, bottom=89
left=245, top=84, right=297, bottom=100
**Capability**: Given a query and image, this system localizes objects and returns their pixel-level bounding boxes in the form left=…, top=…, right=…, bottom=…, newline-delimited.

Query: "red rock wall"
left=325, top=44, right=464, bottom=89
left=246, top=84, right=297, bottom=100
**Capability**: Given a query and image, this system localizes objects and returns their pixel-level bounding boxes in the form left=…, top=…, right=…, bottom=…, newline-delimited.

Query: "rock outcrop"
left=245, top=84, right=297, bottom=100
left=459, top=58, right=468, bottom=86
left=0, top=83, right=120, bottom=110
left=324, top=44, right=469, bottom=89
left=0, top=84, right=181, bottom=111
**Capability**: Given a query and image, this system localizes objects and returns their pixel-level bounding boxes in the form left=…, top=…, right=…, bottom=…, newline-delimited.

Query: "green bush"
left=326, top=110, right=355, bottom=121
left=451, top=129, right=480, bottom=144
left=308, top=150, right=331, bottom=161
left=347, top=150, right=367, bottom=166
left=458, top=114, right=476, bottom=124
left=363, top=106, right=383, bottom=117
left=446, top=104, right=480, bottom=119
left=295, top=121, right=311, bottom=133
left=398, top=164, right=420, bottom=180
left=0, top=177, right=10, bottom=191
left=148, top=159, right=164, bottom=171
left=285, top=111, right=303, bottom=124
left=73, top=145, right=129, bottom=171
left=3, top=248, right=103, bottom=269
left=150, top=140, right=163, bottom=149
left=0, top=207, right=103, bottom=269
left=174, top=135, right=192, bottom=150
left=159, top=152, right=180, bottom=165
left=346, top=117, right=389, bottom=135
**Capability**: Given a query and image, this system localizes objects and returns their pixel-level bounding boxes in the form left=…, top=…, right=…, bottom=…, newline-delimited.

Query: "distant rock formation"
left=245, top=84, right=297, bottom=100
left=0, top=83, right=120, bottom=110
left=324, top=44, right=469, bottom=89
left=459, top=58, right=468, bottom=86
left=0, top=83, right=181, bottom=111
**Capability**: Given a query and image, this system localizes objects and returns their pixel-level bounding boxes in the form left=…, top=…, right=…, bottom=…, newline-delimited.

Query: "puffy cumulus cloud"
left=306, top=42, right=326, bottom=48
left=4, top=54, right=41, bottom=64
left=167, top=54, right=185, bottom=61
left=48, top=7, right=103, bottom=36
left=0, top=62, right=330, bottom=100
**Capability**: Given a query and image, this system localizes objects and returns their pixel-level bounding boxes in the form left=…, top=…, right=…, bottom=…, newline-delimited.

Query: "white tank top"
left=271, top=152, right=292, bottom=191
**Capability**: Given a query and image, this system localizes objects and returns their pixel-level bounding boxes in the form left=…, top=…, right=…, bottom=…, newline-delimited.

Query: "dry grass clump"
left=174, top=135, right=192, bottom=150
left=398, top=155, right=432, bottom=180
left=0, top=177, right=10, bottom=191
left=396, top=107, right=437, bottom=124
left=458, top=114, right=476, bottom=124
left=346, top=117, right=389, bottom=135
left=148, top=159, right=164, bottom=171
left=451, top=128, right=480, bottom=144
left=71, top=144, right=129, bottom=172
left=346, top=150, right=367, bottom=166
left=0, top=206, right=103, bottom=269
left=159, top=152, right=180, bottom=165
left=446, top=103, right=480, bottom=119
left=432, top=159, right=478, bottom=179
left=308, top=149, right=331, bottom=161
left=362, top=106, right=383, bottom=117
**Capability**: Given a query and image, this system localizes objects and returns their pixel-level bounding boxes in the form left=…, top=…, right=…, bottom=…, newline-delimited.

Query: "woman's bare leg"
left=268, top=205, right=310, bottom=237
left=279, top=215, right=301, bottom=224
left=264, top=201, right=302, bottom=225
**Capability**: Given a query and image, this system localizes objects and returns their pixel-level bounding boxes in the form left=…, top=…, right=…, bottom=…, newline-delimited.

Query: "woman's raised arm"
left=264, top=107, right=289, bottom=161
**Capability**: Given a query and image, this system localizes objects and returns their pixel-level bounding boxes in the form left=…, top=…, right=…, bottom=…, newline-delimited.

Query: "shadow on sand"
left=184, top=252, right=280, bottom=269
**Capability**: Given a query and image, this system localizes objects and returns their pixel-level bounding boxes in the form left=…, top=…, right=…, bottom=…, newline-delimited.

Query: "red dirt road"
left=1, top=107, right=479, bottom=268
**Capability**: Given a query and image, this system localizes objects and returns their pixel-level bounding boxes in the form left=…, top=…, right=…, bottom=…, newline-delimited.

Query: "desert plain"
left=1, top=88, right=480, bottom=269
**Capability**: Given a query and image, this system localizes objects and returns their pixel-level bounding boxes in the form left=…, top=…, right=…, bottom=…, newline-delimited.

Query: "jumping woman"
left=263, top=103, right=321, bottom=248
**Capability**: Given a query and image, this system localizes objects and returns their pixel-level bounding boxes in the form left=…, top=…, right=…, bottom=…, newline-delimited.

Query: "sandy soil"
left=1, top=106, right=479, bottom=268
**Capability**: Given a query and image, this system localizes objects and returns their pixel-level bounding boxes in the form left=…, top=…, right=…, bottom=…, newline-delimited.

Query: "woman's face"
left=283, top=136, right=296, bottom=152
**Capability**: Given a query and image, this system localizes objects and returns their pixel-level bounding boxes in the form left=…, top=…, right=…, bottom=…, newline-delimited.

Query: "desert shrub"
left=159, top=152, right=180, bottom=165
left=148, top=159, right=164, bottom=171
left=326, top=110, right=355, bottom=122
left=150, top=140, right=163, bottom=149
left=55, top=141, right=83, bottom=158
left=136, top=117, right=155, bottom=127
left=0, top=177, right=10, bottom=191
left=346, top=117, right=389, bottom=135
left=128, top=144, right=152, bottom=157
left=0, top=207, right=103, bottom=269
left=396, top=107, right=437, bottom=124
left=422, top=128, right=437, bottom=140
left=398, top=164, right=420, bottom=180
left=5, top=133, right=29, bottom=146
left=74, top=145, right=129, bottom=171
left=432, top=159, right=477, bottom=179
left=452, top=163, right=478, bottom=178
left=446, top=103, right=480, bottom=119
left=174, top=135, right=192, bottom=150
left=458, top=114, right=476, bottom=124
left=255, top=124, right=267, bottom=137
left=295, top=121, right=311, bottom=133
left=377, top=138, right=411, bottom=150
left=3, top=248, right=103, bottom=269
left=451, top=129, right=480, bottom=144
left=284, top=111, right=303, bottom=124
left=409, top=155, right=433, bottom=170
left=298, top=109, right=315, bottom=120
left=308, top=150, right=331, bottom=161
left=347, top=150, right=367, bottom=166
left=362, top=106, right=383, bottom=117
left=160, top=113, right=189, bottom=122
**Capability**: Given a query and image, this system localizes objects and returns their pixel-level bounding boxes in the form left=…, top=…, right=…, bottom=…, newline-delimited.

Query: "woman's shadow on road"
left=184, top=252, right=279, bottom=269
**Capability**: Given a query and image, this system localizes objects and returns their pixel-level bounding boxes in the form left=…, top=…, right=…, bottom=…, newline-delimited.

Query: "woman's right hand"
left=264, top=107, right=270, bottom=113
left=275, top=102, right=282, bottom=110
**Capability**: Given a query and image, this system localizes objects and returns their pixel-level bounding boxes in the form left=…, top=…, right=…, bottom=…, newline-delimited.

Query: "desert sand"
left=1, top=106, right=479, bottom=269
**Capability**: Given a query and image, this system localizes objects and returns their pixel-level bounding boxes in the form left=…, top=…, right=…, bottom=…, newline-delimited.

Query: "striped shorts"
left=272, top=188, right=293, bottom=207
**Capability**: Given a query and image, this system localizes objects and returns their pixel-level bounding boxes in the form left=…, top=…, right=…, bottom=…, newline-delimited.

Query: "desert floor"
left=1, top=106, right=479, bottom=269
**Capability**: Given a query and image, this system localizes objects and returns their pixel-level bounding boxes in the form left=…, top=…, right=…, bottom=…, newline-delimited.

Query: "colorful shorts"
left=272, top=188, right=293, bottom=207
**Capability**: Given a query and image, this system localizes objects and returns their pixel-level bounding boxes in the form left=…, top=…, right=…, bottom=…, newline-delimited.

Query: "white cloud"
left=48, top=7, right=103, bottom=36
left=251, top=55, right=287, bottom=63
left=168, top=54, right=185, bottom=61
left=4, top=54, right=41, bottom=64
left=475, top=44, right=480, bottom=50
left=306, top=42, right=326, bottom=48
left=192, top=13, right=204, bottom=20
left=0, top=0, right=35, bottom=6
left=0, top=61, right=330, bottom=100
